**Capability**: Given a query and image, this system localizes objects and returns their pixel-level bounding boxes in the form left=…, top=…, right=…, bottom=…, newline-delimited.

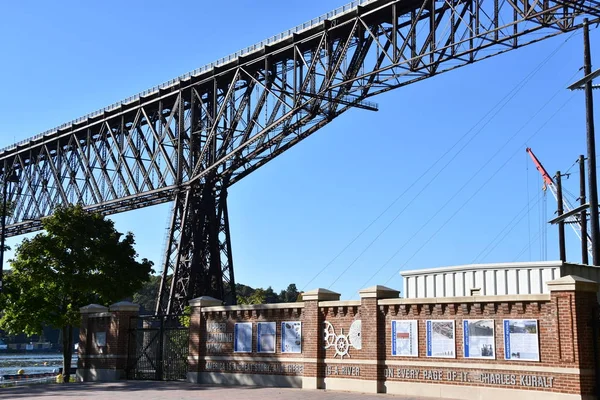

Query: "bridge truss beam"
left=1, top=0, right=599, bottom=314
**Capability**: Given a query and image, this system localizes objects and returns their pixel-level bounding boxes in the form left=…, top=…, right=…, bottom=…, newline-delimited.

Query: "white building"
left=401, top=260, right=600, bottom=298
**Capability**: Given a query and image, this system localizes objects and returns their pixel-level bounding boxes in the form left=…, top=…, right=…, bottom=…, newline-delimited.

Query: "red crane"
left=526, top=148, right=592, bottom=259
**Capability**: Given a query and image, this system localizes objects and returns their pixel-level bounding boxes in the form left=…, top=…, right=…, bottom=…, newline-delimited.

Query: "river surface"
left=0, top=353, right=77, bottom=376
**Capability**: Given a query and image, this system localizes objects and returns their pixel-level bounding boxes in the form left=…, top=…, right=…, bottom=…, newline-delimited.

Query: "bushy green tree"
left=132, top=274, right=162, bottom=314
left=0, top=204, right=153, bottom=383
left=279, top=284, right=300, bottom=303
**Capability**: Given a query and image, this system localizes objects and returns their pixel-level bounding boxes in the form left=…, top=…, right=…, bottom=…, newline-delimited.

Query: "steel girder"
left=155, top=178, right=236, bottom=315
left=1, top=0, right=599, bottom=314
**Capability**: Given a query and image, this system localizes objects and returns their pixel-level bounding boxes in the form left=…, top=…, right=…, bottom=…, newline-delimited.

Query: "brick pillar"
left=187, top=296, right=223, bottom=384
left=358, top=285, right=400, bottom=394
left=108, top=301, right=140, bottom=379
left=76, top=304, right=109, bottom=382
left=76, top=301, right=139, bottom=381
left=547, top=275, right=599, bottom=398
left=301, top=288, right=340, bottom=390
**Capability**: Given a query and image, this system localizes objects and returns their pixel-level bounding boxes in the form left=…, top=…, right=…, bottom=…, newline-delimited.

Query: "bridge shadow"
left=0, top=381, right=266, bottom=398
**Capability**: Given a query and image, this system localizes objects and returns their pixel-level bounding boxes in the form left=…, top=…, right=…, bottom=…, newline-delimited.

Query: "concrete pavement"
left=0, top=381, right=449, bottom=399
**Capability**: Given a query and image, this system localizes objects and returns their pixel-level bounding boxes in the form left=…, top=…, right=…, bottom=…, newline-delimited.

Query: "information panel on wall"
left=234, top=322, right=252, bottom=353
left=257, top=322, right=276, bottom=353
left=426, top=320, right=455, bottom=358
left=281, top=321, right=302, bottom=353
left=95, top=331, right=107, bottom=347
left=391, top=320, right=418, bottom=356
left=463, top=319, right=495, bottom=359
left=504, top=319, right=540, bottom=361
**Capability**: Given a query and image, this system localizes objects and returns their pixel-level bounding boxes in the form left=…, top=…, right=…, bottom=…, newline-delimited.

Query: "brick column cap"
left=302, top=288, right=340, bottom=301
left=109, top=301, right=140, bottom=312
left=80, top=304, right=109, bottom=314
left=359, top=285, right=400, bottom=299
left=547, top=275, right=598, bottom=293
left=189, top=296, right=223, bottom=307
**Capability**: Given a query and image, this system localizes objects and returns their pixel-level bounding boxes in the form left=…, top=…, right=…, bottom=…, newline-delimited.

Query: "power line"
left=314, top=34, right=577, bottom=290
left=379, top=93, right=576, bottom=289
left=352, top=70, right=579, bottom=292
left=513, top=228, right=543, bottom=262
left=475, top=191, right=545, bottom=263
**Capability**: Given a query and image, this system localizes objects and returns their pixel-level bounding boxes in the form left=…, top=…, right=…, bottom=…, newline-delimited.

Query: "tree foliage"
left=132, top=274, right=161, bottom=314
left=0, top=204, right=153, bottom=382
left=235, top=283, right=300, bottom=304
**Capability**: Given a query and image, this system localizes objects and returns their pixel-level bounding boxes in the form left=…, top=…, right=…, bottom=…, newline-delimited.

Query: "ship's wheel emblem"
left=323, top=320, right=362, bottom=358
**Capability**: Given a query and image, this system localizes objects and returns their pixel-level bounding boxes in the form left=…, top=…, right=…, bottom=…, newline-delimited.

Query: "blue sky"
left=0, top=0, right=598, bottom=299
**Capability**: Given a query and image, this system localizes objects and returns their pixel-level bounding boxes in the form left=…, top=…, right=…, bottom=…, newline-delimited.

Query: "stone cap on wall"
left=80, top=304, right=109, bottom=314
left=359, top=285, right=400, bottom=299
left=189, top=296, right=224, bottom=307
left=109, top=301, right=140, bottom=312
left=547, top=275, right=598, bottom=293
left=302, top=288, right=341, bottom=301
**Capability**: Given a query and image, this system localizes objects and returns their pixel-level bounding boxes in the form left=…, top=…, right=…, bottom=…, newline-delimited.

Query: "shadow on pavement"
left=0, top=381, right=265, bottom=398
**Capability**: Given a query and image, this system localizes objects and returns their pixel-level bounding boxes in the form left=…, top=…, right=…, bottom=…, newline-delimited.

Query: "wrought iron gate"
left=126, top=315, right=189, bottom=381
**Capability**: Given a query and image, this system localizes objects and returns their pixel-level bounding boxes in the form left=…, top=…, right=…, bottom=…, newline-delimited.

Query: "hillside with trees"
left=133, top=279, right=301, bottom=313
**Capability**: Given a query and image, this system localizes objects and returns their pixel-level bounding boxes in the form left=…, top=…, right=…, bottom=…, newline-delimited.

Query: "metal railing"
left=0, top=376, right=57, bottom=387
left=0, top=0, right=378, bottom=155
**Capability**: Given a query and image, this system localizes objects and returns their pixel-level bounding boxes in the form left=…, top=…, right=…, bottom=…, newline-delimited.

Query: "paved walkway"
left=0, top=381, right=446, bottom=399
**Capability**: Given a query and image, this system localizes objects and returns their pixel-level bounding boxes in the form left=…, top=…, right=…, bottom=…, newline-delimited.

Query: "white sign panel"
left=463, top=319, right=495, bottom=359
left=504, top=319, right=540, bottom=361
left=257, top=322, right=276, bottom=353
left=234, top=322, right=252, bottom=353
left=95, top=331, right=107, bottom=347
left=281, top=321, right=301, bottom=353
left=426, top=320, right=455, bottom=358
left=391, top=320, right=418, bottom=356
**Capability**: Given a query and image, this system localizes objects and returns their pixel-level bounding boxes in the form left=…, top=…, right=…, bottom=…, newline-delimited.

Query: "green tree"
left=0, top=204, right=153, bottom=383
left=264, top=286, right=278, bottom=303
left=1, top=199, right=15, bottom=253
left=132, top=274, right=162, bottom=314
left=237, top=288, right=266, bottom=305
left=279, top=284, right=300, bottom=303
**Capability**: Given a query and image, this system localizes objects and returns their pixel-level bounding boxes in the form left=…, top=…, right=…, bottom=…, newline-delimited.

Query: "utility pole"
left=556, top=171, right=566, bottom=262
left=579, top=155, right=589, bottom=264
left=583, top=19, right=600, bottom=266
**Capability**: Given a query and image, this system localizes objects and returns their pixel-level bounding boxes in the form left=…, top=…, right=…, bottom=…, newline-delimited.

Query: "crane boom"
left=526, top=148, right=592, bottom=260
left=526, top=148, right=554, bottom=187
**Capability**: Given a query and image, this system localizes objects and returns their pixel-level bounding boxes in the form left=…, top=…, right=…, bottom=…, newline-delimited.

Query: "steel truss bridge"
left=1, top=0, right=599, bottom=315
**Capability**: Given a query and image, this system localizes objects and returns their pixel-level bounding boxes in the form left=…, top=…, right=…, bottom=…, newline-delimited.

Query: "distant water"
left=0, top=353, right=77, bottom=376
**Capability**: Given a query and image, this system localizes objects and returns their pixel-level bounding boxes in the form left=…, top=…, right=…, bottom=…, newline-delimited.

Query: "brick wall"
left=77, top=302, right=139, bottom=381
left=79, top=275, right=600, bottom=399
left=189, top=277, right=599, bottom=399
left=192, top=304, right=306, bottom=378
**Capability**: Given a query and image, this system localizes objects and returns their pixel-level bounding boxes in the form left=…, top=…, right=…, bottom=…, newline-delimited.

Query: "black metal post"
left=583, top=19, right=600, bottom=265
left=556, top=171, right=566, bottom=262
left=580, top=155, right=589, bottom=264
left=0, top=179, right=8, bottom=292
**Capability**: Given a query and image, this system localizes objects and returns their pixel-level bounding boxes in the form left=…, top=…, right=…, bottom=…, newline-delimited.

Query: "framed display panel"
left=391, top=320, right=418, bottom=356
left=281, top=321, right=302, bottom=353
left=426, top=320, right=456, bottom=358
left=257, top=322, right=276, bottom=353
left=503, top=319, right=540, bottom=361
left=463, top=319, right=495, bottom=359
left=234, top=322, right=252, bottom=353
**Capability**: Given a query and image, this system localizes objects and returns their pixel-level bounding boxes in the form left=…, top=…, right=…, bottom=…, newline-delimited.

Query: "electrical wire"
left=475, top=192, right=545, bottom=262
left=379, top=93, right=576, bottom=289
left=352, top=73, right=578, bottom=292
left=315, top=34, right=577, bottom=290
left=513, top=228, right=543, bottom=262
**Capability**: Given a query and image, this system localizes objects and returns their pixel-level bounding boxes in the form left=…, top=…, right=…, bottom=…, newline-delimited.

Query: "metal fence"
left=126, top=315, right=189, bottom=381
